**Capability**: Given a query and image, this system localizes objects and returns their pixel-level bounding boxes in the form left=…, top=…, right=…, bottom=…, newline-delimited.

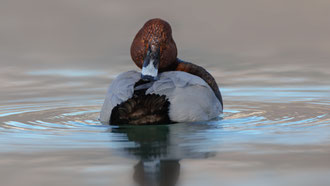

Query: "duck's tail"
left=110, top=94, right=172, bottom=125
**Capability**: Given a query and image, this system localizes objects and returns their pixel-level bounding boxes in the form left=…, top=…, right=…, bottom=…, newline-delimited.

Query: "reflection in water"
left=133, top=160, right=180, bottom=186
left=111, top=123, right=219, bottom=186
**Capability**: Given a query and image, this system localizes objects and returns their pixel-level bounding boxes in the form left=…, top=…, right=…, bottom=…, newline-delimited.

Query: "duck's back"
left=99, top=71, right=223, bottom=125
left=99, top=71, right=140, bottom=123
left=147, top=71, right=222, bottom=122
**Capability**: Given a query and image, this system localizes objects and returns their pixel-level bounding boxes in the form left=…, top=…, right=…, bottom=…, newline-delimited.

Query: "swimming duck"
left=100, top=18, right=223, bottom=125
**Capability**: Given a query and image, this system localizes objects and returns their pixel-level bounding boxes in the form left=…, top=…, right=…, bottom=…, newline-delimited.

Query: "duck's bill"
left=141, top=45, right=159, bottom=81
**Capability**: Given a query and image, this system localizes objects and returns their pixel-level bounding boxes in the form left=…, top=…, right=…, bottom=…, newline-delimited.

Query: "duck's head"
left=131, top=18, right=177, bottom=81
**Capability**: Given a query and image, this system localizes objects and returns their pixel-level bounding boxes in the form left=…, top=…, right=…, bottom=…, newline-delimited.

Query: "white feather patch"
left=146, top=71, right=223, bottom=122
left=141, top=59, right=158, bottom=78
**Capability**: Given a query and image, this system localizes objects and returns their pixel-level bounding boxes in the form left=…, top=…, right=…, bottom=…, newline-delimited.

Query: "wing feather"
left=99, top=70, right=140, bottom=123
left=146, top=71, right=223, bottom=122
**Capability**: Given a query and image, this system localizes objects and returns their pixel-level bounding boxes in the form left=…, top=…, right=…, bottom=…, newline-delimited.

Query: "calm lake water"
left=1, top=1, right=330, bottom=186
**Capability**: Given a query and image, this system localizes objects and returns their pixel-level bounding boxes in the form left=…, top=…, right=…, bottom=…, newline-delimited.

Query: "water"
left=1, top=0, right=330, bottom=186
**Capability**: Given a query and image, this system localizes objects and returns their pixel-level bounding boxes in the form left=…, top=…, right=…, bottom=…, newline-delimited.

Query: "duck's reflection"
left=111, top=122, right=220, bottom=186
left=133, top=160, right=180, bottom=186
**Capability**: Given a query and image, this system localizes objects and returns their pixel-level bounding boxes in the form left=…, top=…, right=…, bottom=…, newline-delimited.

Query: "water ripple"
left=0, top=86, right=329, bottom=152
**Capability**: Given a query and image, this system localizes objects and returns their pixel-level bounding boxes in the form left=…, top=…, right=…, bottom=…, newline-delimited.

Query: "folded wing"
left=99, top=71, right=140, bottom=123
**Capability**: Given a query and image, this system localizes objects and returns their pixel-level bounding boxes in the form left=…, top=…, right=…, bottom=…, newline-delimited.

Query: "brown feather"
left=175, top=59, right=223, bottom=106
left=110, top=94, right=173, bottom=125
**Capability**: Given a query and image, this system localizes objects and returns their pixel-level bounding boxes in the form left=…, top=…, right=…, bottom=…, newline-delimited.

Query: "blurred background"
left=1, top=0, right=330, bottom=85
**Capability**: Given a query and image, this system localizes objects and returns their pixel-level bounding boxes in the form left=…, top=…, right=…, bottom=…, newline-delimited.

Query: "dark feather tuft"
left=110, top=94, right=173, bottom=125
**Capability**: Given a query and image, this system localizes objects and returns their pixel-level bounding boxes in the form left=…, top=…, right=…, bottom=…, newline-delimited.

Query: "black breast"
left=110, top=80, right=173, bottom=125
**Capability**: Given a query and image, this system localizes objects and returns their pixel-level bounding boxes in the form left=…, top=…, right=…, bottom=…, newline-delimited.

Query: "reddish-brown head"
left=130, top=18, right=177, bottom=80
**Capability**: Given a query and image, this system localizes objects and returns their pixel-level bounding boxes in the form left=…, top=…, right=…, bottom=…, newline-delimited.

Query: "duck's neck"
left=172, top=58, right=223, bottom=106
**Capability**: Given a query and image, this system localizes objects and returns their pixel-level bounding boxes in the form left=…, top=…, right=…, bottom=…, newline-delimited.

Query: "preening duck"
left=100, top=18, right=223, bottom=125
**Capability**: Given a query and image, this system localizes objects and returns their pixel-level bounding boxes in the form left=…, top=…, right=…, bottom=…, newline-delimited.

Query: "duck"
left=100, top=18, right=223, bottom=125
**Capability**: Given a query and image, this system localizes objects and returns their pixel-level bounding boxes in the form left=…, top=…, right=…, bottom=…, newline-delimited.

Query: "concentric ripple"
left=0, top=86, right=329, bottom=154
